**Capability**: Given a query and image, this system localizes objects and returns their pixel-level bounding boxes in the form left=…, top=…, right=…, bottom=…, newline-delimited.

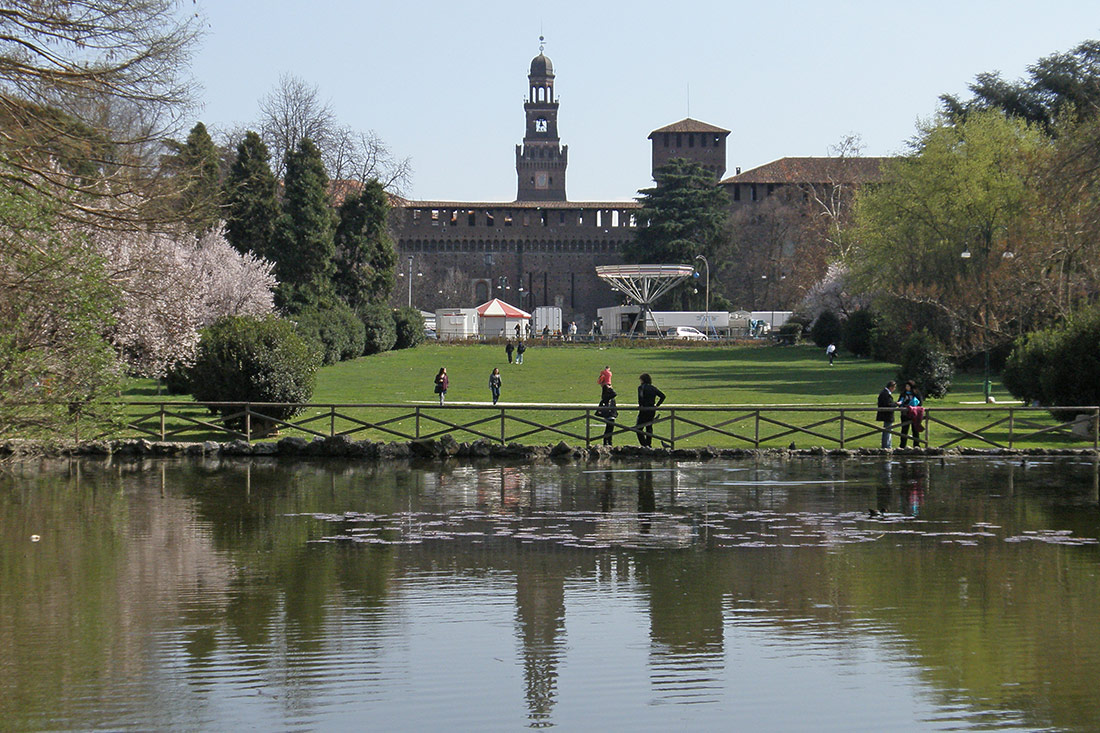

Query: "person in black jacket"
left=877, top=380, right=897, bottom=448
left=595, top=385, right=618, bottom=445
left=505, top=340, right=514, bottom=364
left=636, top=373, right=666, bottom=447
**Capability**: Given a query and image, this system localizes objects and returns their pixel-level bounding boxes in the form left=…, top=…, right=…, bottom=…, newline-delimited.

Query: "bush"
left=358, top=302, right=397, bottom=355
left=842, top=308, right=878, bottom=357
left=293, top=301, right=365, bottom=365
left=163, top=362, right=191, bottom=395
left=1005, top=308, right=1100, bottom=416
left=810, top=310, right=843, bottom=348
left=1002, top=329, right=1059, bottom=405
left=189, top=315, right=319, bottom=431
left=393, top=306, right=426, bottom=350
left=776, top=322, right=802, bottom=344
left=898, top=330, right=953, bottom=399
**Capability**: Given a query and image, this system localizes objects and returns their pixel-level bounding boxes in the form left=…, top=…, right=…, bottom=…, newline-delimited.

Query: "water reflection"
left=2, top=456, right=1100, bottom=730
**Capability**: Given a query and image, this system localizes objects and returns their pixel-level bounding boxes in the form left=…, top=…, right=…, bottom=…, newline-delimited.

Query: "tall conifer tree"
left=224, top=131, right=279, bottom=259
left=162, top=121, right=223, bottom=233
left=271, top=137, right=335, bottom=305
left=333, top=179, right=396, bottom=309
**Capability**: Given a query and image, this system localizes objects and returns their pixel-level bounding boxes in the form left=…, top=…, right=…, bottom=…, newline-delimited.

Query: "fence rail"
left=105, top=402, right=1100, bottom=451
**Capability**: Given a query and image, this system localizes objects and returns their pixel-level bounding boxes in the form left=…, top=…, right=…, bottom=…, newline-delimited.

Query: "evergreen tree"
left=271, top=137, right=335, bottom=304
left=224, top=131, right=280, bottom=259
left=624, top=158, right=730, bottom=309
left=333, top=179, right=396, bottom=308
left=162, top=121, right=223, bottom=233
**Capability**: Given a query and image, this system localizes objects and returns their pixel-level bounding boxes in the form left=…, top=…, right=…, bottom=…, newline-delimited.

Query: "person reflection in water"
left=637, top=468, right=655, bottom=534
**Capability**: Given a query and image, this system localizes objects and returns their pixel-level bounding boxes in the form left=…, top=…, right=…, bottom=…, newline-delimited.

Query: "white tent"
left=476, top=298, right=532, bottom=338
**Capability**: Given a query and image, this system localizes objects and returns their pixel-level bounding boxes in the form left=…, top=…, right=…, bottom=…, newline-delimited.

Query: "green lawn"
left=118, top=342, right=1096, bottom=450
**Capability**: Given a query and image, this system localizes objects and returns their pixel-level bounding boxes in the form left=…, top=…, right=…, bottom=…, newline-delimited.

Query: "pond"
left=2, top=455, right=1100, bottom=731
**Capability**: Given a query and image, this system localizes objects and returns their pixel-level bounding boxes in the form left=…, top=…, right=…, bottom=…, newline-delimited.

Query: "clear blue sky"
left=192, top=0, right=1099, bottom=202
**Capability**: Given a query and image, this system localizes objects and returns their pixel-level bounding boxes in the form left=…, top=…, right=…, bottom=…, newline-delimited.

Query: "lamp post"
left=694, top=254, right=711, bottom=338
left=962, top=224, right=1010, bottom=403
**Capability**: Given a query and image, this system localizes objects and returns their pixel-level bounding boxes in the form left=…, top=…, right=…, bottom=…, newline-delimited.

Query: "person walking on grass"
left=877, top=379, right=897, bottom=448
left=489, top=367, right=502, bottom=405
left=515, top=340, right=526, bottom=364
left=597, top=365, right=612, bottom=388
left=596, top=385, right=618, bottom=446
left=434, top=367, right=449, bottom=406
left=505, top=340, right=514, bottom=364
left=636, top=373, right=666, bottom=447
left=826, top=343, right=837, bottom=365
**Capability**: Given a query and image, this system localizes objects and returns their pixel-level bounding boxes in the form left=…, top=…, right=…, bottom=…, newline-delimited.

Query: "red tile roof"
left=719, top=157, right=891, bottom=185
left=649, top=118, right=730, bottom=137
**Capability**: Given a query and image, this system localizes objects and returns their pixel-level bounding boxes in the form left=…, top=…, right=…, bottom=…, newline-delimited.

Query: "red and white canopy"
left=475, top=298, right=531, bottom=319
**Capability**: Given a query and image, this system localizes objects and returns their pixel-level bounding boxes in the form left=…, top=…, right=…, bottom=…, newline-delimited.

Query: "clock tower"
left=516, top=38, right=567, bottom=201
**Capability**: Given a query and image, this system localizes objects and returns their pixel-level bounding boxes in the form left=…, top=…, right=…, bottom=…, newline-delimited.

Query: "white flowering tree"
left=95, top=226, right=276, bottom=378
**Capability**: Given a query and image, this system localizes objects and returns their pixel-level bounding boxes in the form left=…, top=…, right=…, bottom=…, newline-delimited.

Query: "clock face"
left=535, top=118, right=547, bottom=133
left=535, top=172, right=549, bottom=189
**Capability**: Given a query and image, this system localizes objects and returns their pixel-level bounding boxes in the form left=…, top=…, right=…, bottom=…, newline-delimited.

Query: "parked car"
left=666, top=326, right=707, bottom=341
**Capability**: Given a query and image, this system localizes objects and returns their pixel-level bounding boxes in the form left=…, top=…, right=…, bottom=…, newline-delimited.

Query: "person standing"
left=877, top=380, right=897, bottom=448
left=826, top=343, right=837, bottom=365
left=597, top=365, right=612, bottom=388
left=515, top=339, right=526, bottom=364
left=898, top=381, right=922, bottom=448
left=596, top=385, right=618, bottom=445
left=434, top=367, right=449, bottom=406
left=488, top=367, right=502, bottom=405
left=636, top=373, right=666, bottom=447
left=505, top=340, right=514, bottom=364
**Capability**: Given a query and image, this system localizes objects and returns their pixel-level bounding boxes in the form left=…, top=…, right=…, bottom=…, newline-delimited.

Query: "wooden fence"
left=112, top=402, right=1100, bottom=451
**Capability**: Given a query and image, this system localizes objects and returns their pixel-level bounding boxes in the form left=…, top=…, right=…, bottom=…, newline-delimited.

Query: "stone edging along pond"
left=1, top=435, right=1098, bottom=461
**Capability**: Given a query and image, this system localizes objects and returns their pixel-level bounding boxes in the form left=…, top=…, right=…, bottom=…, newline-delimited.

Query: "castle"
left=388, top=44, right=883, bottom=320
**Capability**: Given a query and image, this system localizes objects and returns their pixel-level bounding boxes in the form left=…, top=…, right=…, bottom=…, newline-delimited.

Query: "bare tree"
left=328, top=126, right=412, bottom=193
left=257, top=73, right=337, bottom=175
left=0, top=0, right=203, bottom=229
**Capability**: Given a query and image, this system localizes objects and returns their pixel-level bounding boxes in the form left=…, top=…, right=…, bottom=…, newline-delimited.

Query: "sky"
left=191, top=0, right=1100, bottom=203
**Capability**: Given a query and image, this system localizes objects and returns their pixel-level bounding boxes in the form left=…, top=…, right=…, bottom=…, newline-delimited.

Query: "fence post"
left=500, top=407, right=506, bottom=445
left=415, top=406, right=421, bottom=439
left=669, top=408, right=675, bottom=450
left=839, top=409, right=845, bottom=449
left=245, top=404, right=251, bottom=442
left=585, top=408, right=591, bottom=447
left=754, top=410, right=760, bottom=448
left=330, top=406, right=336, bottom=437
left=159, top=404, right=166, bottom=441
left=1008, top=407, right=1014, bottom=449
left=1094, top=408, right=1098, bottom=452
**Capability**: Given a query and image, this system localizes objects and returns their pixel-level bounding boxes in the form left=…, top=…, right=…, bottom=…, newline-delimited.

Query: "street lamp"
left=397, top=255, right=422, bottom=308
left=961, top=224, right=1011, bottom=403
left=694, top=254, right=711, bottom=338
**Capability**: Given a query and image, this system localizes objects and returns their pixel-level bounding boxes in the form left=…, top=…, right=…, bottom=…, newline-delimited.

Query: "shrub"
left=1005, top=308, right=1100, bottom=417
left=189, top=315, right=319, bottom=431
left=393, top=306, right=426, bottom=350
left=898, top=330, right=953, bottom=399
left=776, top=322, right=802, bottom=344
left=1002, top=329, right=1060, bottom=405
left=293, top=301, right=365, bottom=365
left=810, top=310, right=843, bottom=348
left=358, top=302, right=397, bottom=355
left=842, top=308, right=878, bottom=357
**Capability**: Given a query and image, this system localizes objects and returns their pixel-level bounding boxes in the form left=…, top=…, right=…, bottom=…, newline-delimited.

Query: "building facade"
left=389, top=46, right=647, bottom=320
left=387, top=45, right=885, bottom=319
